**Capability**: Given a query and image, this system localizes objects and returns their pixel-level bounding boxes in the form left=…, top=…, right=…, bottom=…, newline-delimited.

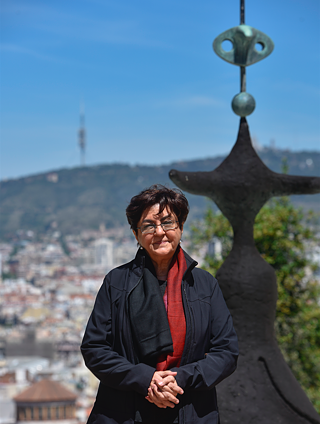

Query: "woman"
left=81, top=185, right=238, bottom=424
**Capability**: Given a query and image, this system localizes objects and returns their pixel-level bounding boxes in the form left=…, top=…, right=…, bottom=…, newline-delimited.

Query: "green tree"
left=189, top=197, right=320, bottom=411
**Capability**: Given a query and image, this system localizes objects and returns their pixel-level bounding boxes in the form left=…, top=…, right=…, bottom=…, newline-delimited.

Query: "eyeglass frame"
left=137, top=220, right=179, bottom=235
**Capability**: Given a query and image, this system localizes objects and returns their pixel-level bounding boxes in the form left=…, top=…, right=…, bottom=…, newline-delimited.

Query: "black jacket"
left=81, top=248, right=238, bottom=424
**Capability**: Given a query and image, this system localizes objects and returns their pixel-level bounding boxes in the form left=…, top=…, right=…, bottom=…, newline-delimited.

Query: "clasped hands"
left=145, top=370, right=184, bottom=409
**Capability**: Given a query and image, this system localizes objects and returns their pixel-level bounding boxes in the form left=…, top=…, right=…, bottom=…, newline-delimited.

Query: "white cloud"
left=1, top=1, right=168, bottom=49
left=0, top=42, right=98, bottom=69
left=0, top=43, right=55, bottom=60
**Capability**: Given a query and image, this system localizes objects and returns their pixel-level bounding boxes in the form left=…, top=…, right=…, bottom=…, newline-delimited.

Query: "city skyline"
left=1, top=0, right=319, bottom=180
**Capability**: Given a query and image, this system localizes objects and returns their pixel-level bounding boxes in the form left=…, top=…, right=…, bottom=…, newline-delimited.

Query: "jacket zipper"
left=180, top=280, right=194, bottom=424
left=182, top=283, right=193, bottom=366
left=178, top=259, right=197, bottom=424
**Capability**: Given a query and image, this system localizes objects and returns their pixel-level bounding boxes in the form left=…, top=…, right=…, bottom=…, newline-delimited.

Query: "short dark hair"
left=126, top=185, right=189, bottom=233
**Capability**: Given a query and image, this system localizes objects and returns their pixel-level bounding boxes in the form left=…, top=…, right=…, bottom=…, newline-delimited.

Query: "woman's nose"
left=155, top=224, right=165, bottom=235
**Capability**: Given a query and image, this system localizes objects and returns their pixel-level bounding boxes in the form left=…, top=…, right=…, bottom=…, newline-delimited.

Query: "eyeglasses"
left=137, top=220, right=179, bottom=235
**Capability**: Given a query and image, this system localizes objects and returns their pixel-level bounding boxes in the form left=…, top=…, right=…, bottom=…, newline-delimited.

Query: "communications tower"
left=78, top=104, right=86, bottom=166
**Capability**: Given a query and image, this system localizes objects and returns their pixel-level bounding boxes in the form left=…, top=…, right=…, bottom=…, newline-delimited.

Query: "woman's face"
left=134, top=204, right=183, bottom=265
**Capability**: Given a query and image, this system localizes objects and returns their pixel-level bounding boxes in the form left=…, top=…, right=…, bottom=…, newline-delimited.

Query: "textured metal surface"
left=232, top=92, right=255, bottom=116
left=213, top=24, right=274, bottom=67
left=213, top=0, right=274, bottom=117
left=169, top=118, right=320, bottom=423
left=240, top=0, right=245, bottom=25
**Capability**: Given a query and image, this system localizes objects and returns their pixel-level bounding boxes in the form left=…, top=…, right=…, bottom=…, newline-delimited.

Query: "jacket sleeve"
left=80, top=274, right=155, bottom=396
left=174, top=275, right=239, bottom=391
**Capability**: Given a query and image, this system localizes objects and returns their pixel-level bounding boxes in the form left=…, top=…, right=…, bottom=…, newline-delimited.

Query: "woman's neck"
left=152, top=259, right=172, bottom=280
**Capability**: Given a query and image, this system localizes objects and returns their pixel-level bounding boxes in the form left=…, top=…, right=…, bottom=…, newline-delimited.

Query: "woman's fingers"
left=150, top=383, right=179, bottom=407
left=154, top=377, right=184, bottom=396
left=147, top=371, right=183, bottom=409
left=157, top=375, right=175, bottom=383
left=157, top=370, right=177, bottom=377
left=148, top=384, right=178, bottom=408
left=151, top=370, right=176, bottom=384
left=147, top=387, right=168, bottom=408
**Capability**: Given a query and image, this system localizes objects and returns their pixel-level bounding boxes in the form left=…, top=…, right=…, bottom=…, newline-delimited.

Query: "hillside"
left=1, top=148, right=319, bottom=240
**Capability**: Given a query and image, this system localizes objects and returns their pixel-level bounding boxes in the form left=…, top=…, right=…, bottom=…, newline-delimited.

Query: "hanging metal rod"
left=240, top=0, right=245, bottom=24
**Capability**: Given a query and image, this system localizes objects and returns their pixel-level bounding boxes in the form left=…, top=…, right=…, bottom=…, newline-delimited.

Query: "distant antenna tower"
left=78, top=103, right=86, bottom=166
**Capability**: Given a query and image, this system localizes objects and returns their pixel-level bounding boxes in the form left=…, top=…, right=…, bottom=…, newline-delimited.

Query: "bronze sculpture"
left=169, top=1, right=320, bottom=422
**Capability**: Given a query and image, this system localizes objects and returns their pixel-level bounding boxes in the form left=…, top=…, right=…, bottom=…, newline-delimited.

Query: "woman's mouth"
left=154, top=240, right=168, bottom=246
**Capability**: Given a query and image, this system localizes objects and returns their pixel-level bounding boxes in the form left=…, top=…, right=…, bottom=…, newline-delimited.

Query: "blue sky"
left=1, top=0, right=319, bottom=180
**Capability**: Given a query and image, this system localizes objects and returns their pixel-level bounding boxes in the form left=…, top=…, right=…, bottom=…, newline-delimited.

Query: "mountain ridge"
left=1, top=148, right=319, bottom=240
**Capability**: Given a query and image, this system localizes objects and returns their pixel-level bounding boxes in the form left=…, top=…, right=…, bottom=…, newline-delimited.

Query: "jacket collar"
left=182, top=248, right=198, bottom=280
left=131, top=246, right=198, bottom=282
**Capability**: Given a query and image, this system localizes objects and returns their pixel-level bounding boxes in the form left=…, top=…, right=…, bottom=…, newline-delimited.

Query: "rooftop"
left=14, top=378, right=77, bottom=403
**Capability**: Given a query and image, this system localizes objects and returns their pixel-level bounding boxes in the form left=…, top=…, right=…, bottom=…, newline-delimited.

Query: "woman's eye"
left=143, top=224, right=154, bottom=230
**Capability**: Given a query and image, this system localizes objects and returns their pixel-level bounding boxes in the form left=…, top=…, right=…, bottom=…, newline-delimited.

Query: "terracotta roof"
left=14, top=379, right=77, bottom=403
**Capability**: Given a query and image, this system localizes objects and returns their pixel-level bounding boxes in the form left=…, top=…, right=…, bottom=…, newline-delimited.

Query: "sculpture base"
left=216, top=245, right=320, bottom=424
